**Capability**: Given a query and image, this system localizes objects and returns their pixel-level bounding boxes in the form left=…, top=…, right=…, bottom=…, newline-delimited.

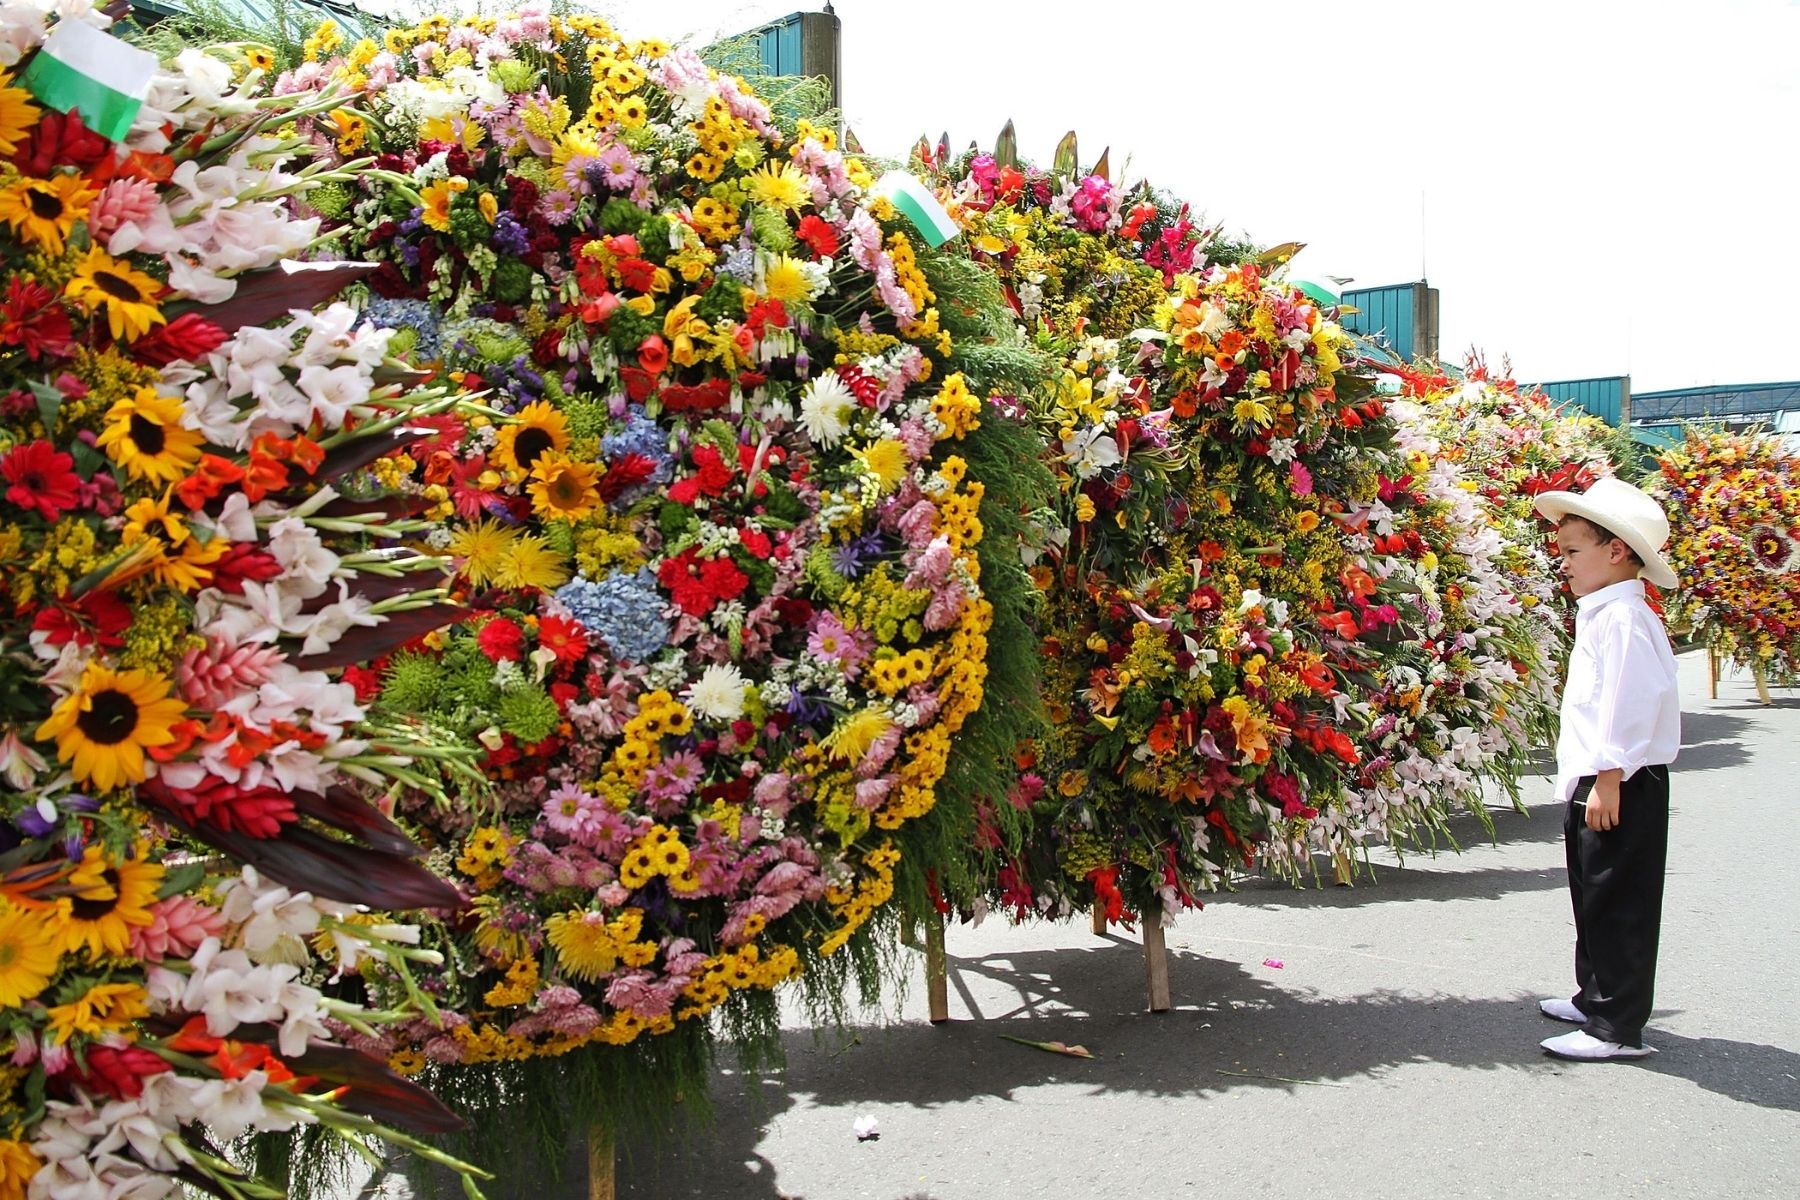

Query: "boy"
left=1532, top=476, right=1682, bottom=1062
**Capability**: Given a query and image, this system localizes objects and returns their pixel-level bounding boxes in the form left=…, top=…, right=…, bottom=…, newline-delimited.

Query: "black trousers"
left=1564, top=765, right=1671, bottom=1047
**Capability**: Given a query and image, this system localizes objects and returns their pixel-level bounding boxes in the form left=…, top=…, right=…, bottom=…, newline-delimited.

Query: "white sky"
left=385, top=0, right=1800, bottom=393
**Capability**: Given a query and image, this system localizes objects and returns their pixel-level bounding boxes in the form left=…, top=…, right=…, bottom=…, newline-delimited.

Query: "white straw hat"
left=1533, top=476, right=1679, bottom=590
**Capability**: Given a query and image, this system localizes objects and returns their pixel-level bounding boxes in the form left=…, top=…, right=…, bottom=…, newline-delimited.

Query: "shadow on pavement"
left=1674, top=710, right=1755, bottom=773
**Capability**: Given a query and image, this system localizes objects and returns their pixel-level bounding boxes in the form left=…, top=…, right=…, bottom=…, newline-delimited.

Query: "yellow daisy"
left=96, top=387, right=205, bottom=486
left=36, top=662, right=188, bottom=794
left=64, top=245, right=166, bottom=342
left=0, top=172, right=96, bottom=255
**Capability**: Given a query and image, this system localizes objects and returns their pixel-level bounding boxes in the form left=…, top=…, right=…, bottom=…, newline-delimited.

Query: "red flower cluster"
left=658, top=547, right=748, bottom=617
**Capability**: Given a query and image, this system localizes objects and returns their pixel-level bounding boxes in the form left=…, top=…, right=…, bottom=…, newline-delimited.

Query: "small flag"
left=20, top=20, right=159, bottom=144
left=871, top=171, right=960, bottom=248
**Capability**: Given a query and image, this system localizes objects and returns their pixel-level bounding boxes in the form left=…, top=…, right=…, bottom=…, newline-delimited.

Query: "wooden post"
left=1142, top=915, right=1171, bottom=1013
left=1755, top=666, right=1772, bottom=706
left=1091, top=906, right=1107, bottom=935
left=587, top=1122, right=614, bottom=1200
left=924, top=911, right=949, bottom=1024
left=1708, top=646, right=1719, bottom=700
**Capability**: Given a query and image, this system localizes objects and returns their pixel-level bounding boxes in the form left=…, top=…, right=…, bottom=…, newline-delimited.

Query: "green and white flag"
left=21, top=20, right=159, bottom=144
left=872, top=171, right=960, bottom=249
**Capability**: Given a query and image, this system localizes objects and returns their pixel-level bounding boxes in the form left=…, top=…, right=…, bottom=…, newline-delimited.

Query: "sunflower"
left=495, top=531, right=572, bottom=591
left=745, top=161, right=810, bottom=213
left=0, top=172, right=96, bottom=255
left=0, top=72, right=39, bottom=158
left=447, top=517, right=522, bottom=588
left=0, top=897, right=61, bottom=1006
left=46, top=980, right=150, bottom=1044
left=493, top=400, right=572, bottom=479
left=96, top=387, right=205, bottom=486
left=35, top=662, right=188, bottom=794
left=57, top=844, right=162, bottom=961
left=245, top=46, right=276, bottom=71
left=528, top=451, right=602, bottom=522
left=64, top=245, right=166, bottom=342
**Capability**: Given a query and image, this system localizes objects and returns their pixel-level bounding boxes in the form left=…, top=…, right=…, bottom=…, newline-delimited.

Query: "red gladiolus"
left=1, top=439, right=81, bottom=521
left=175, top=453, right=247, bottom=510
left=1086, top=864, right=1126, bottom=924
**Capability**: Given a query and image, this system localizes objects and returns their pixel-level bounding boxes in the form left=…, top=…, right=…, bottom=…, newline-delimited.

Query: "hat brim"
left=1535, top=489, right=1679, bottom=590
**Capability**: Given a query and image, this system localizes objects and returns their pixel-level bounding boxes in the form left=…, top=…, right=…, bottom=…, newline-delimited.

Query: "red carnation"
left=795, top=214, right=840, bottom=260
left=1, top=440, right=81, bottom=521
left=667, top=443, right=734, bottom=505
left=341, top=663, right=384, bottom=703
left=477, top=616, right=525, bottom=662
left=739, top=526, right=772, bottom=559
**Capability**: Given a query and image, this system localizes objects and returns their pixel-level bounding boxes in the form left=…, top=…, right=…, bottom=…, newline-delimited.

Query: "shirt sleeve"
left=1586, top=610, right=1672, bottom=780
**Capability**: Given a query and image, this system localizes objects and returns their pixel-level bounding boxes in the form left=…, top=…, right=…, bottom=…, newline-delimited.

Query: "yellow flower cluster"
left=603, top=691, right=690, bottom=793
left=867, top=647, right=934, bottom=695
left=931, top=373, right=982, bottom=440
left=456, top=826, right=514, bottom=890
left=886, top=232, right=934, bottom=312
left=818, top=842, right=902, bottom=956
left=677, top=941, right=801, bottom=1019
left=483, top=956, right=541, bottom=1007
left=546, top=907, right=654, bottom=981
left=618, top=824, right=696, bottom=892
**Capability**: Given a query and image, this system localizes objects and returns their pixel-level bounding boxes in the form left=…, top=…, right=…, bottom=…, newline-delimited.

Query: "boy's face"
left=1555, top=518, right=1636, bottom=597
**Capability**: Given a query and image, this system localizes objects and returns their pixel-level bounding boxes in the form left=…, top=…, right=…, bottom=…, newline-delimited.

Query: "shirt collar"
left=1575, top=578, right=1645, bottom=614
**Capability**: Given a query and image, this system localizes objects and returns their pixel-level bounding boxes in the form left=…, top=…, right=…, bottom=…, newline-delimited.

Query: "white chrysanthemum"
left=798, top=373, right=856, bottom=447
left=684, top=662, right=749, bottom=721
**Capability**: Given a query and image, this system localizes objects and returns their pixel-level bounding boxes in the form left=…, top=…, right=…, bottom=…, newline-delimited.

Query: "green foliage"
left=700, top=34, right=838, bottom=135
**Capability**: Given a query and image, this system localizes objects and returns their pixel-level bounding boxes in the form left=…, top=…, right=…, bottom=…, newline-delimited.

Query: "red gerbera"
left=536, top=613, right=590, bottom=665
left=795, top=214, right=840, bottom=260
left=0, top=277, right=75, bottom=360
left=1, top=439, right=81, bottom=521
left=31, top=591, right=132, bottom=651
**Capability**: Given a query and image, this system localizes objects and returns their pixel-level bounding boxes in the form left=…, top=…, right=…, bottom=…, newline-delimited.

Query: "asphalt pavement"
left=608, top=647, right=1800, bottom=1200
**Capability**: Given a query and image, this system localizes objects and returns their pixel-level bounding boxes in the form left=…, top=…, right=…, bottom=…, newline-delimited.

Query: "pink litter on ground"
left=1262, top=958, right=1285, bottom=969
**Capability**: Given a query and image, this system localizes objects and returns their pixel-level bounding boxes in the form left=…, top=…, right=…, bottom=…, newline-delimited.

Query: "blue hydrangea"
left=362, top=298, right=442, bottom=360
left=556, top=569, right=669, bottom=663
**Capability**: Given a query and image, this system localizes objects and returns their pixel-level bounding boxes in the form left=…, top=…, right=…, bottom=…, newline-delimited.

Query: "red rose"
left=638, top=334, right=669, bottom=374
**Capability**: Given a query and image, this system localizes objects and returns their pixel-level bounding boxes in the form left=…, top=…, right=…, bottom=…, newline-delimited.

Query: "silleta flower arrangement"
left=0, top=7, right=494, bottom=1199
left=294, top=6, right=1049, bottom=1116
left=1657, top=424, right=1800, bottom=682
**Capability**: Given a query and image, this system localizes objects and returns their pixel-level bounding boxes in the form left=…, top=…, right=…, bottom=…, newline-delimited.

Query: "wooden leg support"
left=1755, top=667, right=1772, bottom=706
left=1708, top=646, right=1719, bottom=700
left=1332, top=849, right=1354, bottom=887
left=925, top=912, right=949, bottom=1024
left=1142, top=915, right=1171, bottom=1013
left=587, top=1122, right=614, bottom=1200
left=1091, top=906, right=1107, bottom=935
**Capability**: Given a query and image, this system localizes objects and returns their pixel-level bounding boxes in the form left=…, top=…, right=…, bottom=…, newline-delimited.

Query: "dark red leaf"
left=290, top=786, right=421, bottom=857
left=286, top=603, right=470, bottom=671
left=169, top=262, right=380, bottom=337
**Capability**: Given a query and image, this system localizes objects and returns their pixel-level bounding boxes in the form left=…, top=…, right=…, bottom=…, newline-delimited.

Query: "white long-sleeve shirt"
left=1555, top=579, right=1681, bottom=802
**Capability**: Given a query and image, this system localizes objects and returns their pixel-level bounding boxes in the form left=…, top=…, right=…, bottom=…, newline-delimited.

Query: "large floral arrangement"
left=1656, top=425, right=1800, bottom=681
left=286, top=7, right=1049, bottom=1136
left=0, top=6, right=508, bottom=1200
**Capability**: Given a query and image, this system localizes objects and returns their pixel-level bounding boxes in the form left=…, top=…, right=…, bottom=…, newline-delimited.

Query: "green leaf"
left=1053, top=130, right=1079, bottom=176
left=994, top=119, right=1018, bottom=169
left=30, top=380, right=62, bottom=433
left=156, top=859, right=207, bottom=901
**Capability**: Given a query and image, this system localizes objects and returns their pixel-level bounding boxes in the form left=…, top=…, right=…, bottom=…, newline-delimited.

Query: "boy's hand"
left=1586, top=771, right=1623, bottom=831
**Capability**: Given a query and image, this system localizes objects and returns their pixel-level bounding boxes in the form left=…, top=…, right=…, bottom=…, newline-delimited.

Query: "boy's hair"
left=1559, top=514, right=1645, bottom=567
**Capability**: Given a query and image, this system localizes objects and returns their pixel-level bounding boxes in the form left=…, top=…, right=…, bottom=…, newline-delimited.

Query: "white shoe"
left=1539, top=997, right=1586, bottom=1023
left=1540, top=1030, right=1657, bottom=1061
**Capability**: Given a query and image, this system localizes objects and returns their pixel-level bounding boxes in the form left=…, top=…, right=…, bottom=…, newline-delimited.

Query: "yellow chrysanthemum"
left=496, top=531, right=572, bottom=591
left=0, top=898, right=61, bottom=1007
left=745, top=160, right=809, bottom=213
left=0, top=172, right=96, bottom=255
left=96, top=387, right=205, bottom=486
left=0, top=72, right=40, bottom=157
left=64, top=245, right=166, bottom=342
left=760, top=253, right=817, bottom=303
left=821, top=706, right=893, bottom=765
left=852, top=438, right=909, bottom=494
left=35, top=662, right=188, bottom=794
left=46, top=980, right=150, bottom=1044
left=545, top=910, right=620, bottom=981
left=527, top=451, right=602, bottom=522
left=0, top=1137, right=43, bottom=1200
left=494, top=400, right=572, bottom=479
left=448, top=518, right=521, bottom=589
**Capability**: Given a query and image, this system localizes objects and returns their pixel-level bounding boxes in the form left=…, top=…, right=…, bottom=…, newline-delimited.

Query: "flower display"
left=1, top=8, right=492, bottom=1199
left=1656, top=425, right=1800, bottom=681
left=297, top=6, right=1050, bottom=1109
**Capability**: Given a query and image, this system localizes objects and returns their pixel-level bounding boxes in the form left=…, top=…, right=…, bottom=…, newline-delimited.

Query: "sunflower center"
left=549, top=474, right=585, bottom=507
left=75, top=688, right=141, bottom=746
left=513, top=427, right=554, bottom=469
left=70, top=869, right=122, bottom=921
left=128, top=413, right=167, bottom=456
left=93, top=270, right=147, bottom=303
left=28, top=187, right=63, bottom=221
